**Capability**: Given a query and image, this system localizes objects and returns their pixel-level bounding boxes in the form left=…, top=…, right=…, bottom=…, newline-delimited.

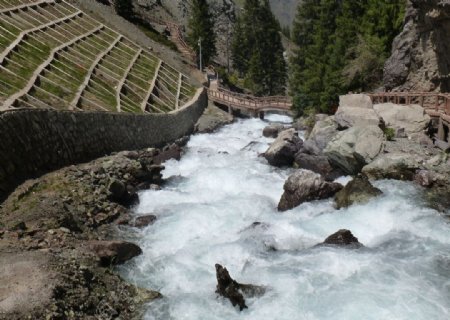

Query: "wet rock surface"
left=194, top=104, right=234, bottom=133
left=0, top=143, right=183, bottom=319
left=263, top=123, right=286, bottom=138
left=320, top=229, right=363, bottom=248
left=264, top=129, right=303, bottom=167
left=334, top=175, right=383, bottom=209
left=278, top=171, right=343, bottom=211
left=215, top=264, right=265, bottom=311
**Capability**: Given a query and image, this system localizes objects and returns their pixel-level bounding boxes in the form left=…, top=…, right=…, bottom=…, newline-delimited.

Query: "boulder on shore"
left=215, top=264, right=265, bottom=311
left=88, top=240, right=142, bottom=266
left=320, top=229, right=363, bottom=248
left=334, top=94, right=380, bottom=129
left=373, top=103, right=430, bottom=137
left=362, top=152, right=419, bottom=181
left=278, top=170, right=343, bottom=211
left=324, top=125, right=384, bottom=175
left=264, top=129, right=303, bottom=167
left=334, top=175, right=383, bottom=209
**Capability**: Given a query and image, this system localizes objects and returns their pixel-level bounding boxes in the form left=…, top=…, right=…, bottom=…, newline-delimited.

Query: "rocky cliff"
left=384, top=0, right=450, bottom=92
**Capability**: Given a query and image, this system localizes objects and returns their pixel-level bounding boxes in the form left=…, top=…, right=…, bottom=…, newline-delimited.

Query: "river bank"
left=0, top=104, right=232, bottom=319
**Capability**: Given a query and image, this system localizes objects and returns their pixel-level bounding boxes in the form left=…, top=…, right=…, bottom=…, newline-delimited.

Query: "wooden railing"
left=208, top=88, right=292, bottom=112
left=368, top=92, right=450, bottom=119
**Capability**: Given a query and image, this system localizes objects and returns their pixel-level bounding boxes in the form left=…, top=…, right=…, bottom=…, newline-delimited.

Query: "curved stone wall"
left=0, top=89, right=207, bottom=202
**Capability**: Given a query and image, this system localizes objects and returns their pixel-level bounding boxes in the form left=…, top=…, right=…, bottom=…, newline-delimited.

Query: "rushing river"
left=121, top=115, right=450, bottom=320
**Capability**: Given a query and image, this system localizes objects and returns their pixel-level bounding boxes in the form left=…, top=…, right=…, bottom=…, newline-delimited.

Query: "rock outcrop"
left=334, top=175, right=383, bottom=209
left=324, top=125, right=385, bottom=175
left=278, top=171, right=343, bottom=211
left=215, top=264, right=265, bottom=311
left=373, top=103, right=431, bottom=136
left=294, top=152, right=343, bottom=181
left=383, top=0, right=450, bottom=92
left=334, top=94, right=380, bottom=129
left=264, top=129, right=303, bottom=167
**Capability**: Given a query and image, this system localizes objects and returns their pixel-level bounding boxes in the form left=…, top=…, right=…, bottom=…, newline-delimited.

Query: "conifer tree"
left=290, top=0, right=406, bottom=115
left=231, top=0, right=286, bottom=96
left=187, top=0, right=217, bottom=68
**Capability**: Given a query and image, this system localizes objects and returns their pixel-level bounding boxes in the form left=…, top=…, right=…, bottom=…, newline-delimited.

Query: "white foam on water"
left=120, top=117, right=450, bottom=320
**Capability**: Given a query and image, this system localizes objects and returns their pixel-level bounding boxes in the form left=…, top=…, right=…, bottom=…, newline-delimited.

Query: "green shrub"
left=383, top=127, right=395, bottom=141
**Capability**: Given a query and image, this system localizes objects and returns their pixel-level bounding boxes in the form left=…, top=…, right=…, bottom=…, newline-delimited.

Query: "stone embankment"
left=0, top=88, right=206, bottom=202
left=263, top=94, right=450, bottom=214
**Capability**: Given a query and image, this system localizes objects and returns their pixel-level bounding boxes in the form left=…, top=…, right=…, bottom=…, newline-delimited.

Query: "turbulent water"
left=121, top=115, right=450, bottom=320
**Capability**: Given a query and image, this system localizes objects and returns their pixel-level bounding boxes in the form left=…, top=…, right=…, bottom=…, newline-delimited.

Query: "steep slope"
left=384, top=0, right=450, bottom=92
left=0, top=0, right=197, bottom=113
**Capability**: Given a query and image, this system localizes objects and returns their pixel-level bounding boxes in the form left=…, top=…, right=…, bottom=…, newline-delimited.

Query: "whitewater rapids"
left=120, top=115, right=450, bottom=320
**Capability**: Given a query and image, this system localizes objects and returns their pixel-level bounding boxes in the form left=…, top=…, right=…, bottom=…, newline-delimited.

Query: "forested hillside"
left=290, top=0, right=406, bottom=115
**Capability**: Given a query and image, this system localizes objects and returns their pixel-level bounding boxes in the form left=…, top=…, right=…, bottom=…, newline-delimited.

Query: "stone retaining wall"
left=0, top=89, right=207, bottom=202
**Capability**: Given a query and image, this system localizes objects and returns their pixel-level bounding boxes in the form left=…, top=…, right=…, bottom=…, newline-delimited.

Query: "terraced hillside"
left=0, top=0, right=197, bottom=114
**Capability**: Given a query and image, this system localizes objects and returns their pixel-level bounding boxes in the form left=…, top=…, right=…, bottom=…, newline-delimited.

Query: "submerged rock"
left=278, top=171, right=343, bottom=211
left=131, top=214, right=157, bottom=228
left=215, top=264, right=265, bottom=311
left=88, top=240, right=142, bottom=266
left=320, top=229, right=363, bottom=248
left=334, top=175, right=383, bottom=209
left=264, top=129, right=303, bottom=167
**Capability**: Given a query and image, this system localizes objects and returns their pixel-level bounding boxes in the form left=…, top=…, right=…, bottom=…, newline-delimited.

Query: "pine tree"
left=231, top=0, right=286, bottom=96
left=187, top=0, right=217, bottom=68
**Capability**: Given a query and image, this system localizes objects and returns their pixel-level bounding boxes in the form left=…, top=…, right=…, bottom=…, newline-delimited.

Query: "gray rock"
left=362, top=152, right=420, bottom=181
left=264, top=129, right=303, bottom=167
left=324, top=125, right=385, bottom=175
left=278, top=170, right=343, bottom=211
left=307, top=116, right=338, bottom=151
left=294, top=152, right=343, bottom=181
left=373, top=103, right=430, bottom=136
left=335, top=106, right=380, bottom=129
left=334, top=175, right=383, bottom=209
left=339, top=94, right=373, bottom=109
left=262, top=123, right=285, bottom=138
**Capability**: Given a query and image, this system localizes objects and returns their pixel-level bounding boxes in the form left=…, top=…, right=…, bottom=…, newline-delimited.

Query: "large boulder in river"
left=294, top=152, right=343, bottom=181
left=278, top=170, right=343, bottom=211
left=324, top=125, right=384, bottom=175
left=334, top=175, right=383, bottom=209
left=264, top=129, right=303, bottom=167
left=306, top=116, right=338, bottom=152
left=262, top=123, right=285, bottom=138
left=320, top=229, right=363, bottom=248
left=373, top=103, right=430, bottom=136
left=215, top=264, right=265, bottom=311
